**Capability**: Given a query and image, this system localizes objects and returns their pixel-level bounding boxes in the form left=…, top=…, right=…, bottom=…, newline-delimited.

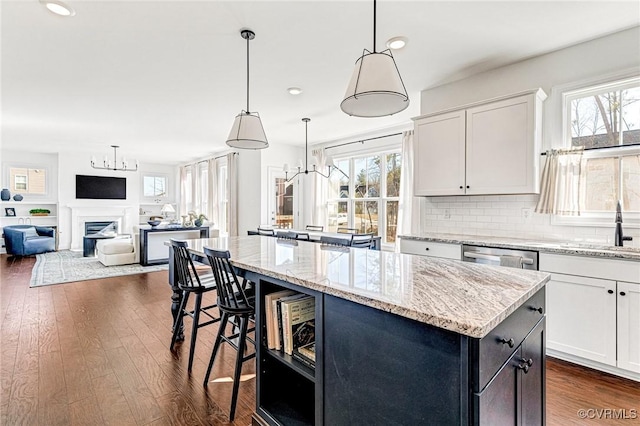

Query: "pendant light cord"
left=373, top=0, right=376, bottom=53
left=246, top=35, right=250, bottom=112
left=305, top=120, right=309, bottom=171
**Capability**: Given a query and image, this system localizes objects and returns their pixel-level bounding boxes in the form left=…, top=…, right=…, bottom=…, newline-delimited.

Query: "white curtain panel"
left=190, top=162, right=200, bottom=214
left=228, top=152, right=239, bottom=236
left=535, top=149, right=584, bottom=215
left=396, top=130, right=421, bottom=250
left=312, top=149, right=328, bottom=227
left=207, top=158, right=219, bottom=227
left=179, top=165, right=188, bottom=217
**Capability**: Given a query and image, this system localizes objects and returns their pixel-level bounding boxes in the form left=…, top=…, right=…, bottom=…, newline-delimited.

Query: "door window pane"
left=354, top=200, right=378, bottom=235
left=386, top=153, right=401, bottom=197
left=329, top=159, right=349, bottom=199
left=327, top=201, right=348, bottom=233
left=353, top=156, right=381, bottom=198
left=275, top=178, right=294, bottom=229
left=386, top=201, right=399, bottom=243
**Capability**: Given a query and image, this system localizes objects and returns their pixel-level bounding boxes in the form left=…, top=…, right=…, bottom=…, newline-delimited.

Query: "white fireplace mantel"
left=69, top=205, right=133, bottom=250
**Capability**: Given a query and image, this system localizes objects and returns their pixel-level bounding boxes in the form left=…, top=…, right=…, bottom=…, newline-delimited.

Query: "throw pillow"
left=21, top=227, right=39, bottom=239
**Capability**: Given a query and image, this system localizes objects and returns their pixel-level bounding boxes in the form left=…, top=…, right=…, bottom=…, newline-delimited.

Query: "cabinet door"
left=466, top=94, right=537, bottom=195
left=474, top=348, right=519, bottom=426
left=521, top=318, right=545, bottom=426
left=414, top=110, right=466, bottom=196
left=546, top=273, right=616, bottom=366
left=617, top=281, right=640, bottom=373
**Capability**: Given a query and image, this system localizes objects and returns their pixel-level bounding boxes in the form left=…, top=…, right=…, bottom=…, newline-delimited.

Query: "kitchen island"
left=168, top=236, right=550, bottom=425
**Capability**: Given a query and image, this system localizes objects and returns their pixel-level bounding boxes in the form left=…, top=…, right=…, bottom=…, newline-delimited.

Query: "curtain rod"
left=193, top=152, right=238, bottom=164
left=324, top=132, right=403, bottom=151
left=541, top=143, right=640, bottom=155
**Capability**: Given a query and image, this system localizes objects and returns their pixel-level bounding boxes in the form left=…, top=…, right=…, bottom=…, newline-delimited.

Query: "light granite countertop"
left=181, top=236, right=550, bottom=339
left=399, top=233, right=640, bottom=261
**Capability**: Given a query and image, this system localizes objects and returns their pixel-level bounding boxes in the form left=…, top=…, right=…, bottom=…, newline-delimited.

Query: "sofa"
left=95, top=233, right=139, bottom=266
left=2, top=225, right=56, bottom=256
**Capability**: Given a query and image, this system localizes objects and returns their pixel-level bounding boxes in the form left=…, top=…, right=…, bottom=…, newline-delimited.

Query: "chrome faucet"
left=615, top=201, right=633, bottom=247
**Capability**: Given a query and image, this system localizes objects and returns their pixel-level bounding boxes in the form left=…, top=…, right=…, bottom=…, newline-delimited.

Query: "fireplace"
left=69, top=206, right=132, bottom=250
left=85, top=221, right=118, bottom=236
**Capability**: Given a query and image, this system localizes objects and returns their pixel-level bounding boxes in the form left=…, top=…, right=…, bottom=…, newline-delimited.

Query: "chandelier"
left=284, top=118, right=349, bottom=182
left=90, top=145, right=138, bottom=172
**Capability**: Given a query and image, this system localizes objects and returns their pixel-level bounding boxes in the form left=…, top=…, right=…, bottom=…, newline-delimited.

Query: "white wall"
left=236, top=150, right=262, bottom=236
left=417, top=27, right=640, bottom=247
left=1, top=150, right=59, bottom=201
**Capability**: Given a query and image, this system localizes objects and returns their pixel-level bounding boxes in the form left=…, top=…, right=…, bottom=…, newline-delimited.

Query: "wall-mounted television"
left=76, top=175, right=126, bottom=200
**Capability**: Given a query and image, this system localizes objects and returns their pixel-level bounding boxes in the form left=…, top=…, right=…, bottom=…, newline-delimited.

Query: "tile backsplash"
left=420, top=195, right=640, bottom=248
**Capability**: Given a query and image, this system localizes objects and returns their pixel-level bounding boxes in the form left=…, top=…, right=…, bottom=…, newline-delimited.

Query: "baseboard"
left=547, top=349, right=640, bottom=382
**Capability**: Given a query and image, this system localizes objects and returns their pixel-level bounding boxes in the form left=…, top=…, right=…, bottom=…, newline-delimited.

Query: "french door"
left=268, top=168, right=298, bottom=229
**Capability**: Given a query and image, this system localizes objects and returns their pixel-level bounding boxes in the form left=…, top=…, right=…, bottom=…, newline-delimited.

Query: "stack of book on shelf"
left=264, top=290, right=316, bottom=368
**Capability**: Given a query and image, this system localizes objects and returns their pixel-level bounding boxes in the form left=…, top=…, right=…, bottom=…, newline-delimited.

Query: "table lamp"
left=161, top=203, right=175, bottom=219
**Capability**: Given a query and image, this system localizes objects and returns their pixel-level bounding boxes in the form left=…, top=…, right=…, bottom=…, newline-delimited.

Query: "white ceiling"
left=1, top=1, right=639, bottom=165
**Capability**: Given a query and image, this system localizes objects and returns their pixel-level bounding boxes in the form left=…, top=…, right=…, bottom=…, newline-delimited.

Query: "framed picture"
left=5, top=207, right=16, bottom=217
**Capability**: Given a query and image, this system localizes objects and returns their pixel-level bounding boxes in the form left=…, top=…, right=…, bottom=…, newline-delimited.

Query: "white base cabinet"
left=541, top=253, right=640, bottom=380
left=618, top=281, right=640, bottom=373
left=413, top=89, right=546, bottom=196
left=546, top=273, right=616, bottom=366
left=399, top=239, right=461, bottom=260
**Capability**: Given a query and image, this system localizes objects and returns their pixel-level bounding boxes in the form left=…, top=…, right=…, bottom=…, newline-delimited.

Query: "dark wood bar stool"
left=169, top=239, right=220, bottom=372
left=203, top=247, right=256, bottom=421
left=257, top=227, right=275, bottom=236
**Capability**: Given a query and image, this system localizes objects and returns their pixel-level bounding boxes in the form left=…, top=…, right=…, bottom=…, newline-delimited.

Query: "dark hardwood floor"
left=1, top=254, right=639, bottom=425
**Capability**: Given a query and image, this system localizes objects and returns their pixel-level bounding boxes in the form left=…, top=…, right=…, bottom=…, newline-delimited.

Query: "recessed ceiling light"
left=386, top=36, right=408, bottom=50
left=41, top=0, right=76, bottom=17
left=287, top=87, right=303, bottom=95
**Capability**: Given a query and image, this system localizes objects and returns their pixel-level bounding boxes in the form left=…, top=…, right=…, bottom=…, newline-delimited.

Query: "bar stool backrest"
left=350, top=233, right=374, bottom=249
left=257, top=227, right=275, bottom=236
left=171, top=239, right=204, bottom=289
left=203, top=247, right=252, bottom=314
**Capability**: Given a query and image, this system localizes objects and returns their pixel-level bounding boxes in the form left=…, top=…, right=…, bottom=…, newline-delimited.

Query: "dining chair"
left=295, top=232, right=310, bottom=241
left=350, top=233, right=375, bottom=249
left=169, top=239, right=220, bottom=372
left=305, top=225, right=324, bottom=232
left=276, top=230, right=297, bottom=239
left=202, top=247, right=256, bottom=421
left=320, top=235, right=350, bottom=247
left=257, top=227, right=275, bottom=236
left=337, top=227, right=357, bottom=234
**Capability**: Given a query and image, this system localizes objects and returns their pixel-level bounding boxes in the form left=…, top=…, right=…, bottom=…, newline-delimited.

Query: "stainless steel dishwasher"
left=462, top=244, right=538, bottom=270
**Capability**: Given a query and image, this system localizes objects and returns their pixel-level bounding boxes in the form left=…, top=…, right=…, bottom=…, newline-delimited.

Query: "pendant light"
left=226, top=29, right=269, bottom=149
left=284, top=118, right=329, bottom=182
left=341, top=0, right=409, bottom=117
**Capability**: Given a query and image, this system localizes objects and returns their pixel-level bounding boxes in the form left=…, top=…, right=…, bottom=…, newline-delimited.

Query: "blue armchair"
left=3, top=225, right=56, bottom=256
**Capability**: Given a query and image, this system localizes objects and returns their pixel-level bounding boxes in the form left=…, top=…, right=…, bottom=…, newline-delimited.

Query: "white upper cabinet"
left=413, top=89, right=546, bottom=196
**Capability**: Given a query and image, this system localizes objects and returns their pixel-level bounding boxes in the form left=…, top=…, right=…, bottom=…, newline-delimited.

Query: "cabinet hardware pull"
left=530, top=306, right=543, bottom=314
left=520, top=357, right=533, bottom=367
left=607, top=289, right=614, bottom=294
left=517, top=363, right=530, bottom=374
left=466, top=185, right=470, bottom=189
left=425, top=247, right=430, bottom=251
left=500, top=337, right=515, bottom=348
left=620, top=291, right=626, bottom=296
left=459, top=186, right=463, bottom=189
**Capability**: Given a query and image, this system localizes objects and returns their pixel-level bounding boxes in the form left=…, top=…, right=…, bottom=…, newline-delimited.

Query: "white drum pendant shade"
left=341, top=50, right=409, bottom=117
left=226, top=111, right=268, bottom=149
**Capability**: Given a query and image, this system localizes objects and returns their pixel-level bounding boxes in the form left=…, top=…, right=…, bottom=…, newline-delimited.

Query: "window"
left=563, top=76, right=640, bottom=216
left=326, top=151, right=401, bottom=244
left=143, top=175, right=167, bottom=198
left=10, top=168, right=46, bottom=194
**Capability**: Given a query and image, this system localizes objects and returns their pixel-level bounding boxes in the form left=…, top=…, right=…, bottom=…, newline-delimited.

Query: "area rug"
left=30, top=250, right=168, bottom=287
